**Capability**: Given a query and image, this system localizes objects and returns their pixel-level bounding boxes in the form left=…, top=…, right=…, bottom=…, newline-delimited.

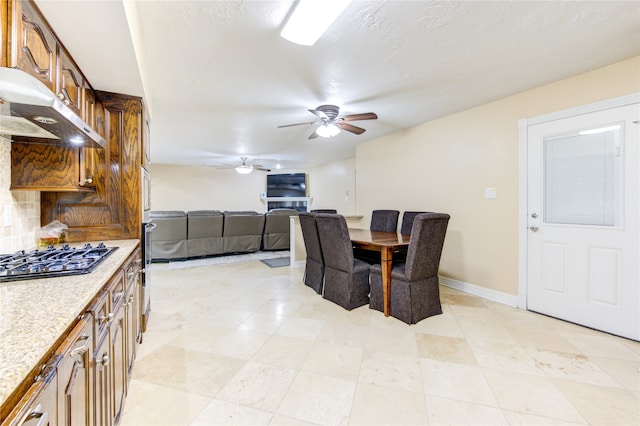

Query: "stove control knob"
left=62, top=244, right=71, bottom=250
left=83, top=243, right=92, bottom=249
left=97, top=243, right=106, bottom=248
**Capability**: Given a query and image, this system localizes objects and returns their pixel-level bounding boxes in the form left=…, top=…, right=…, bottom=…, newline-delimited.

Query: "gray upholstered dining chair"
left=369, top=212, right=450, bottom=324
left=315, top=213, right=371, bottom=310
left=370, top=209, right=400, bottom=233
left=298, top=212, right=325, bottom=294
left=395, top=210, right=429, bottom=262
left=400, top=211, right=429, bottom=235
left=354, top=209, right=401, bottom=264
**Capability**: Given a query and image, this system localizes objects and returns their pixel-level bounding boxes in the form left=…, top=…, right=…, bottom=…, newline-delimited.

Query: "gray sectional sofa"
left=149, top=209, right=298, bottom=261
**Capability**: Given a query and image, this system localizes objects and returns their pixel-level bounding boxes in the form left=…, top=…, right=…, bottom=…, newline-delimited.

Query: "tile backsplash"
left=1, top=137, right=40, bottom=252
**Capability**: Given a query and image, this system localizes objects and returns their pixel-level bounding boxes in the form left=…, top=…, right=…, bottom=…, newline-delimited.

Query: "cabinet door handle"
left=79, top=175, right=94, bottom=187
left=24, top=404, right=48, bottom=426
left=69, top=335, right=90, bottom=357
left=100, top=354, right=110, bottom=366
left=98, top=312, right=114, bottom=323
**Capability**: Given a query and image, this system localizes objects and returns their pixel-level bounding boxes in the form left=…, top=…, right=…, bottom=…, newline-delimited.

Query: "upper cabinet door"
left=11, top=0, right=57, bottom=91
left=57, top=48, right=84, bottom=117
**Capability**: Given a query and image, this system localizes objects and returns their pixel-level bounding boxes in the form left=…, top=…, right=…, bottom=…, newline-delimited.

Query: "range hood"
left=0, top=67, right=106, bottom=148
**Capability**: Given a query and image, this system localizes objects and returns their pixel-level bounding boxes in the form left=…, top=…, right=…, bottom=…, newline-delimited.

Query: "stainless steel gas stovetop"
left=0, top=243, right=118, bottom=282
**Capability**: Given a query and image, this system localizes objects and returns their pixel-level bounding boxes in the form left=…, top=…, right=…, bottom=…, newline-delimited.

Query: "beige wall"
left=356, top=56, right=640, bottom=296
left=149, top=161, right=357, bottom=214
left=0, top=137, right=41, bottom=252
left=150, top=164, right=268, bottom=212
left=307, top=158, right=357, bottom=214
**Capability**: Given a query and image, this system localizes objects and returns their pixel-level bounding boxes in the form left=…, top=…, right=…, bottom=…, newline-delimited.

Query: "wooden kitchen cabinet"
left=8, top=0, right=95, bottom=122
left=107, top=270, right=127, bottom=426
left=56, top=47, right=84, bottom=118
left=89, top=268, right=127, bottom=426
left=141, top=104, right=151, bottom=169
left=9, top=0, right=57, bottom=92
left=0, top=245, right=144, bottom=426
left=10, top=142, right=99, bottom=192
left=41, top=92, right=144, bottom=242
left=3, top=356, right=60, bottom=426
left=124, top=250, right=142, bottom=378
left=92, top=330, right=111, bottom=426
left=56, top=314, right=94, bottom=426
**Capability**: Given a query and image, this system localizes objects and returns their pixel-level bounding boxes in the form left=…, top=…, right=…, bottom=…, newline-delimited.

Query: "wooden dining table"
left=348, top=228, right=410, bottom=317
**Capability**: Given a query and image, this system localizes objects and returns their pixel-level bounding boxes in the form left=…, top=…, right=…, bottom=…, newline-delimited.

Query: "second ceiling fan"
left=278, top=105, right=378, bottom=139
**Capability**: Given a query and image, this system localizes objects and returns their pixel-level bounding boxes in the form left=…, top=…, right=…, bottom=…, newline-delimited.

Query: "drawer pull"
left=69, top=335, right=90, bottom=357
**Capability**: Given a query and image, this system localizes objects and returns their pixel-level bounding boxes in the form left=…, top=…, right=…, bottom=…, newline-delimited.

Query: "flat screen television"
left=266, top=173, right=306, bottom=197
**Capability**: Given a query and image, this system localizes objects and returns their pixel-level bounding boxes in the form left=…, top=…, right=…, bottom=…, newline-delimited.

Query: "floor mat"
left=260, top=257, right=291, bottom=268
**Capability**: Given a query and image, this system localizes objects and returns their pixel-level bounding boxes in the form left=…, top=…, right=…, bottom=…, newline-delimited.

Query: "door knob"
left=529, top=226, right=539, bottom=232
left=530, top=212, right=538, bottom=218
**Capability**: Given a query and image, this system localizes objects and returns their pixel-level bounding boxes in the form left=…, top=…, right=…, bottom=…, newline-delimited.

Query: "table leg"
left=381, top=247, right=392, bottom=317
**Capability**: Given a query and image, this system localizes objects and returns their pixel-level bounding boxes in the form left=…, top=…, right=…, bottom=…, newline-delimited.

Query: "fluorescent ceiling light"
left=281, top=0, right=352, bottom=46
left=316, top=123, right=340, bottom=138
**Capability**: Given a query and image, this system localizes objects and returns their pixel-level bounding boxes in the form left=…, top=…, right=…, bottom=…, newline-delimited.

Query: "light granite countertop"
left=0, top=239, right=139, bottom=409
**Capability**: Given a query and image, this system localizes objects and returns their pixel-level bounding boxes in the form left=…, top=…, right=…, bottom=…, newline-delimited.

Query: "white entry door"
left=526, top=101, right=639, bottom=340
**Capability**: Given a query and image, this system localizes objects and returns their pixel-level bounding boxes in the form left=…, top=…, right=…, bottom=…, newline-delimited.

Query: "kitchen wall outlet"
left=3, top=206, right=12, bottom=227
left=485, top=187, right=497, bottom=199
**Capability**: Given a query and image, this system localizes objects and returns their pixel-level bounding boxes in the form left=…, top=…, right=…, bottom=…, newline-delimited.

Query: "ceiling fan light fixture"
left=235, top=164, right=253, bottom=174
left=281, top=0, right=352, bottom=46
left=316, top=122, right=340, bottom=138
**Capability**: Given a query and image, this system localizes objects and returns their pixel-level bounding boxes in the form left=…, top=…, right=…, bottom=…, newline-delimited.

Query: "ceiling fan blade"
left=340, top=112, right=378, bottom=122
left=308, top=109, right=329, bottom=120
left=336, top=122, right=366, bottom=135
left=277, top=121, right=318, bottom=128
left=254, top=166, right=272, bottom=172
left=308, top=131, right=320, bottom=139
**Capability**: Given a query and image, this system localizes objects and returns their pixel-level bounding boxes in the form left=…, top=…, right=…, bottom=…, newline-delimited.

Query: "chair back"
left=298, top=212, right=323, bottom=263
left=370, top=210, right=400, bottom=233
left=400, top=211, right=429, bottom=235
left=315, top=213, right=354, bottom=272
left=404, top=213, right=450, bottom=280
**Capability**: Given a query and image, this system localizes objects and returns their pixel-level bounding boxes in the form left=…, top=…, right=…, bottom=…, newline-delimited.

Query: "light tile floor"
left=121, top=259, right=639, bottom=426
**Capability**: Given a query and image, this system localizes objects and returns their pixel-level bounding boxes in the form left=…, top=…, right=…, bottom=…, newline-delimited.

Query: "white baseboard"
left=439, top=276, right=519, bottom=307
left=291, top=260, right=305, bottom=269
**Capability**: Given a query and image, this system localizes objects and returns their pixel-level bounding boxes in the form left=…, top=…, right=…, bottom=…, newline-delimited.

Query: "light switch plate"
left=485, top=187, right=497, bottom=199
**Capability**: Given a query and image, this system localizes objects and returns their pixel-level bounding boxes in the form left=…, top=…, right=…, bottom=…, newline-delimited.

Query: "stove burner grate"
left=0, top=243, right=118, bottom=282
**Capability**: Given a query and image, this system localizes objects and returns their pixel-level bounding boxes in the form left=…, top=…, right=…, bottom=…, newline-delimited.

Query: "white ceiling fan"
left=209, top=157, right=271, bottom=174
left=278, top=105, right=378, bottom=139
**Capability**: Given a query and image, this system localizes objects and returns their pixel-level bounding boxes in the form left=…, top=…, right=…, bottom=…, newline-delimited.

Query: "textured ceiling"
left=35, top=0, right=640, bottom=170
